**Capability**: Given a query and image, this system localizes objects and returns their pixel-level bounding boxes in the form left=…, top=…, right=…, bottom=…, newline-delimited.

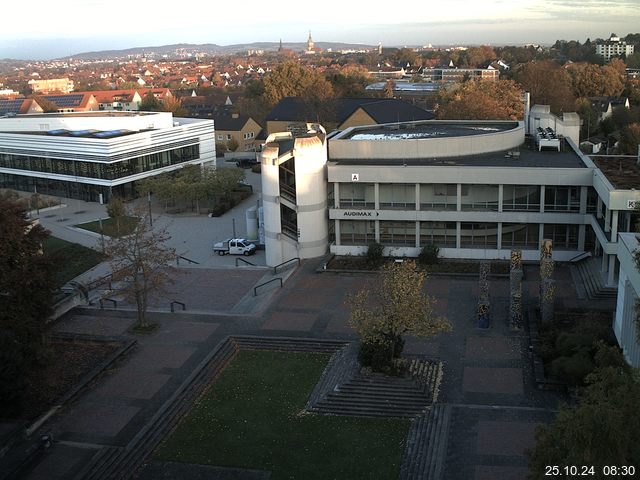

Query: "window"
left=461, top=184, right=499, bottom=211
left=226, top=134, right=232, bottom=140
left=543, top=224, right=579, bottom=250
left=339, top=183, right=374, bottom=209
left=217, top=134, right=223, bottom=140
left=379, top=183, right=415, bottom=209
left=502, top=223, right=539, bottom=248
left=379, top=221, right=415, bottom=246
left=503, top=185, right=540, bottom=211
left=460, top=223, right=498, bottom=249
left=544, top=186, right=580, bottom=212
left=340, top=220, right=375, bottom=245
left=421, top=184, right=456, bottom=210
left=420, top=222, right=456, bottom=247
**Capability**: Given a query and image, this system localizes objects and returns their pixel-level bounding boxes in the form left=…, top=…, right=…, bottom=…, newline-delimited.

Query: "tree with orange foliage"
left=437, top=79, right=524, bottom=120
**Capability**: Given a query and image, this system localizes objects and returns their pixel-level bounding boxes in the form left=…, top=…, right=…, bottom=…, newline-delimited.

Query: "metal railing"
left=236, top=257, right=256, bottom=267
left=176, top=255, right=200, bottom=266
left=568, top=251, right=592, bottom=263
left=170, top=300, right=186, bottom=312
left=273, top=257, right=300, bottom=274
left=254, top=277, right=283, bottom=296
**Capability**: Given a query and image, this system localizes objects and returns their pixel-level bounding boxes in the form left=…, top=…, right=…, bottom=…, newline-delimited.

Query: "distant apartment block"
left=28, top=77, right=75, bottom=94
left=596, top=34, right=635, bottom=62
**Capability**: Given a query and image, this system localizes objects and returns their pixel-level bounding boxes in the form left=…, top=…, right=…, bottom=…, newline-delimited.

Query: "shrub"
left=418, top=244, right=439, bottom=265
left=365, top=242, right=384, bottom=268
left=251, top=163, right=261, bottom=174
left=358, top=336, right=405, bottom=373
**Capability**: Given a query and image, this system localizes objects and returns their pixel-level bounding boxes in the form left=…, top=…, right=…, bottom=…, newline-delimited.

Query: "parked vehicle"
left=213, top=238, right=257, bottom=256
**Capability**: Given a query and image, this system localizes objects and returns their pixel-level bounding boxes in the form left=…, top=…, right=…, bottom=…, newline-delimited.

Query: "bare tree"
left=105, top=207, right=176, bottom=328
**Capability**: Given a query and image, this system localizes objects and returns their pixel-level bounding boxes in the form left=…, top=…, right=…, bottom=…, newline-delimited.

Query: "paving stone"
left=262, top=311, right=318, bottom=331
left=475, top=465, right=528, bottom=480
left=465, top=337, right=521, bottom=360
left=25, top=445, right=97, bottom=480
left=124, top=344, right=197, bottom=370
left=52, top=315, right=133, bottom=336
left=57, top=403, right=140, bottom=437
left=462, top=367, right=524, bottom=395
left=278, top=291, right=333, bottom=310
left=155, top=321, right=219, bottom=343
left=92, top=369, right=172, bottom=400
left=476, top=421, right=540, bottom=456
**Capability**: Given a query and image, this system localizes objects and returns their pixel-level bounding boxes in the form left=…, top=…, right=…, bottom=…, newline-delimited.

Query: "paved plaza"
left=12, top=256, right=592, bottom=480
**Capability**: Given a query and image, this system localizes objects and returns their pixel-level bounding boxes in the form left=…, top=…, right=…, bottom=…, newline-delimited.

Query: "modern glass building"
left=0, top=111, right=215, bottom=202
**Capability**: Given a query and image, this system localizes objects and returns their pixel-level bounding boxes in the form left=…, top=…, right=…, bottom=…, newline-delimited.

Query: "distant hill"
left=62, top=42, right=377, bottom=60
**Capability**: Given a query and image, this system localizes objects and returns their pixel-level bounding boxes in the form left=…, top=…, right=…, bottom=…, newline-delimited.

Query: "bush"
left=418, top=244, right=439, bottom=265
left=251, top=163, right=261, bottom=174
left=0, top=331, right=26, bottom=415
left=358, top=336, right=405, bottom=373
left=365, top=242, right=384, bottom=268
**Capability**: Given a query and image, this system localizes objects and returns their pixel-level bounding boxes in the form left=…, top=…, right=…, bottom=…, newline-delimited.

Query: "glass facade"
left=339, top=183, right=374, bottom=209
left=420, top=221, right=456, bottom=247
left=461, top=184, right=499, bottom=211
left=0, top=145, right=199, bottom=181
left=543, top=224, right=579, bottom=250
left=421, top=184, right=456, bottom=210
left=502, top=185, right=540, bottom=211
left=544, top=186, right=580, bottom=212
left=340, top=220, right=375, bottom=245
left=502, top=223, right=540, bottom=248
left=379, top=221, right=416, bottom=246
left=379, top=184, right=415, bottom=210
left=460, top=222, right=498, bottom=249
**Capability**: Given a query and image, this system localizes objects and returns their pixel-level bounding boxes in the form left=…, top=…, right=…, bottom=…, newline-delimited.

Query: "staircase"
left=573, top=257, right=617, bottom=300
left=308, top=369, right=435, bottom=418
left=400, top=404, right=452, bottom=480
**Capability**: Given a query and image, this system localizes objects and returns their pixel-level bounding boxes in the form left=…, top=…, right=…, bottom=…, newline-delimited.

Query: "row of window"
left=338, top=183, right=583, bottom=212
left=0, top=145, right=200, bottom=181
left=338, top=220, right=579, bottom=250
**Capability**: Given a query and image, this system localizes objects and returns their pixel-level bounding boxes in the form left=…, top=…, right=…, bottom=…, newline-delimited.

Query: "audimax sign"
left=342, top=211, right=379, bottom=217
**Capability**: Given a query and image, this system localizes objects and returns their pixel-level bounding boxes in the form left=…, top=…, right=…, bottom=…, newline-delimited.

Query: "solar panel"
left=69, top=129, right=97, bottom=137
left=43, top=94, right=84, bottom=108
left=47, top=129, right=69, bottom=136
left=0, top=99, right=24, bottom=115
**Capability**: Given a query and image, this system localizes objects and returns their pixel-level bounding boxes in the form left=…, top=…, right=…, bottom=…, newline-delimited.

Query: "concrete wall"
left=614, top=233, right=640, bottom=367
left=330, top=121, right=524, bottom=160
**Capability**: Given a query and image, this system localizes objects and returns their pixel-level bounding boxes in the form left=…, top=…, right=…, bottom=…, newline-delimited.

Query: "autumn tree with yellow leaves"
left=347, top=260, right=451, bottom=372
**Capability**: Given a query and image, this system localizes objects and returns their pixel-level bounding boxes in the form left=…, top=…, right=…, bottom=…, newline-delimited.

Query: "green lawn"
left=156, top=350, right=410, bottom=479
left=75, top=216, right=138, bottom=237
left=43, top=237, right=105, bottom=287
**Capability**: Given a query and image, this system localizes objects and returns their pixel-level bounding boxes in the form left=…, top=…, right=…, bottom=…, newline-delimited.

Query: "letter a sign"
left=351, top=173, right=359, bottom=182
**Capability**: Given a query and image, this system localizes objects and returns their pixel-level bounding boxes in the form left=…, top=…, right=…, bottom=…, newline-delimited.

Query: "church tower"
left=307, top=31, right=314, bottom=52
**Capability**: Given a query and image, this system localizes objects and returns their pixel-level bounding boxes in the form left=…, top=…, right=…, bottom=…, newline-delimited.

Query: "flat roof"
left=592, top=156, right=640, bottom=189
left=11, top=111, right=157, bottom=118
left=330, top=140, right=587, bottom=169
left=0, top=128, right=143, bottom=139
left=343, top=122, right=517, bottom=141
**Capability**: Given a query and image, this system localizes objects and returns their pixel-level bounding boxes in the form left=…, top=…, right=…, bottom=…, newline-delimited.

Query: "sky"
left=1, top=0, right=639, bottom=60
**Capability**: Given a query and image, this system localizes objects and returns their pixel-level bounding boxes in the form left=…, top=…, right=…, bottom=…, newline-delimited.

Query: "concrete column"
left=375, top=219, right=380, bottom=243
left=539, top=185, right=545, bottom=213
left=415, top=183, right=420, bottom=211
left=498, top=184, right=503, bottom=213
left=415, top=221, right=420, bottom=248
left=374, top=183, right=380, bottom=210
left=608, top=254, right=616, bottom=287
left=597, top=196, right=603, bottom=219
left=335, top=219, right=341, bottom=246
left=611, top=210, right=619, bottom=241
left=538, top=223, right=545, bottom=249
left=579, top=186, right=588, bottom=214
left=497, top=223, right=503, bottom=250
left=456, top=222, right=461, bottom=249
left=605, top=207, right=611, bottom=233
left=456, top=184, right=462, bottom=212
left=601, top=252, right=608, bottom=273
left=333, top=182, right=340, bottom=209
left=578, top=224, right=586, bottom=251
